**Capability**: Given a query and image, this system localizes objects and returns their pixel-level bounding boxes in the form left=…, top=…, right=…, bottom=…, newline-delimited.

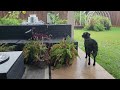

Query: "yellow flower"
left=22, top=11, right=26, bottom=14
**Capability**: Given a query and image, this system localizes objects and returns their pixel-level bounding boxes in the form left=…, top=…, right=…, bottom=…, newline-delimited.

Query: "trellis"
left=85, top=11, right=111, bottom=24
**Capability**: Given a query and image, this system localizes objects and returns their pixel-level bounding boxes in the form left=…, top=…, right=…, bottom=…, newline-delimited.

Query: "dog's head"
left=82, top=32, right=91, bottom=39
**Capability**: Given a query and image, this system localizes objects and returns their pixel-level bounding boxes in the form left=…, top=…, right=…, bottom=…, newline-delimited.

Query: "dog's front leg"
left=85, top=47, right=87, bottom=58
left=88, top=53, right=90, bottom=65
left=85, top=52, right=87, bottom=58
left=93, top=57, right=96, bottom=66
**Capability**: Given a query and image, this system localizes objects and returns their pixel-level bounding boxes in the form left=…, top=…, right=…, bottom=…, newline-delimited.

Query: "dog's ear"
left=82, top=32, right=85, bottom=38
left=88, top=33, right=90, bottom=36
left=86, top=32, right=90, bottom=36
left=86, top=32, right=90, bottom=38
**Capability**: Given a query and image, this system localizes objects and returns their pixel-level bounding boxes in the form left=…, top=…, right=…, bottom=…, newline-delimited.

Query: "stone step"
left=22, top=65, right=49, bottom=79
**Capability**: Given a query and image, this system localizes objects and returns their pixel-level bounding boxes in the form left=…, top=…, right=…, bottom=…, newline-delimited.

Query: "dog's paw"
left=88, top=62, right=90, bottom=65
left=93, top=63, right=95, bottom=66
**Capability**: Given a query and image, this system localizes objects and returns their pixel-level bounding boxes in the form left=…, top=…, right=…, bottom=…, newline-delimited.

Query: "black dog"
left=82, top=32, right=98, bottom=66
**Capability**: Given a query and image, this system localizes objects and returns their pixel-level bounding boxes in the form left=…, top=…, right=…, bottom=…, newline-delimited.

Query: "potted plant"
left=23, top=40, right=49, bottom=68
left=50, top=36, right=79, bottom=69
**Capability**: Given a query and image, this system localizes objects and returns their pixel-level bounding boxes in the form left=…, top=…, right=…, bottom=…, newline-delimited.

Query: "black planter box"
left=0, top=25, right=71, bottom=40
left=0, top=25, right=78, bottom=51
left=0, top=51, right=25, bottom=79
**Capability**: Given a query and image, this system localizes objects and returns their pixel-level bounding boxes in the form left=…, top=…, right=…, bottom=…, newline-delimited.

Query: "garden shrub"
left=23, top=40, right=48, bottom=63
left=74, top=11, right=86, bottom=26
left=55, top=19, right=67, bottom=24
left=48, top=12, right=67, bottom=24
left=0, top=44, right=16, bottom=52
left=0, top=11, right=23, bottom=25
left=50, top=36, right=78, bottom=69
left=85, top=15, right=112, bottom=31
left=0, top=18, right=22, bottom=25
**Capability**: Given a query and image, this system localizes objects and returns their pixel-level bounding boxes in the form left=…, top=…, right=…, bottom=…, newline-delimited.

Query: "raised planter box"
left=0, top=25, right=71, bottom=40
left=0, top=25, right=78, bottom=50
left=0, top=51, right=25, bottom=79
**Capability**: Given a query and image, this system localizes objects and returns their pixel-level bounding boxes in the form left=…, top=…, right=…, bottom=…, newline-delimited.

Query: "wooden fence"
left=108, top=11, right=120, bottom=26
left=0, top=11, right=68, bottom=23
left=0, top=11, right=120, bottom=26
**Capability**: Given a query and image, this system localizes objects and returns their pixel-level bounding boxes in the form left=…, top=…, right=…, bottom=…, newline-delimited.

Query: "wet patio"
left=51, top=48, right=115, bottom=79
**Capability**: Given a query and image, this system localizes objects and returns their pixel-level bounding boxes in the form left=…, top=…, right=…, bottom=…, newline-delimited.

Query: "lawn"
left=74, top=27, right=120, bottom=79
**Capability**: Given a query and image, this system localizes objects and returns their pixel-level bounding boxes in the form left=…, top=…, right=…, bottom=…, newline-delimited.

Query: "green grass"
left=74, top=27, right=120, bottom=79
